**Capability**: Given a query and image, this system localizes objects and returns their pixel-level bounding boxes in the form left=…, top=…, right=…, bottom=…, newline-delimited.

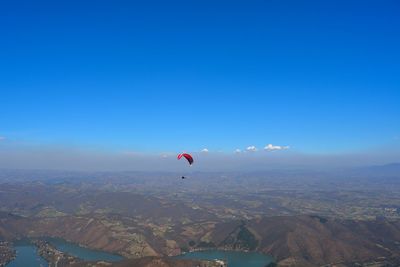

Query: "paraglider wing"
left=177, top=153, right=194, bottom=165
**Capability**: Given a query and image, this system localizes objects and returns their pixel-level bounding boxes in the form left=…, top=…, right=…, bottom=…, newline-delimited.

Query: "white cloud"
left=201, top=148, right=209, bottom=153
left=246, top=146, right=257, bottom=152
left=234, top=149, right=242, bottom=154
left=264, top=144, right=290, bottom=151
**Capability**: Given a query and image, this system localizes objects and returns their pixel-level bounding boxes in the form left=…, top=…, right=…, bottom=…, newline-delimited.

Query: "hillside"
left=248, top=216, right=400, bottom=266
left=1, top=213, right=400, bottom=266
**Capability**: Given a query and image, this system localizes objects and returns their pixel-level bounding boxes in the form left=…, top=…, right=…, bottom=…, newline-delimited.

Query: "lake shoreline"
left=0, top=241, right=16, bottom=266
left=6, top=239, right=48, bottom=267
left=33, top=239, right=82, bottom=266
left=42, top=237, right=124, bottom=258
left=43, top=237, right=124, bottom=262
left=175, top=249, right=275, bottom=267
left=6, top=237, right=124, bottom=267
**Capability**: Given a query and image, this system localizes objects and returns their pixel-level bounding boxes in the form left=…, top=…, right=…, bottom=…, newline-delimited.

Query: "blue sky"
left=1, top=0, right=399, bottom=158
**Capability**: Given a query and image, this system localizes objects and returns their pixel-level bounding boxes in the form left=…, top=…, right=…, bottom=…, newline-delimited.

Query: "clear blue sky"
left=1, top=0, right=399, bottom=154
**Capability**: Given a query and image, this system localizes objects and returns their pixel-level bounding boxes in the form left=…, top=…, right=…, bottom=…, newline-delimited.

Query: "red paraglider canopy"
left=177, top=153, right=194, bottom=165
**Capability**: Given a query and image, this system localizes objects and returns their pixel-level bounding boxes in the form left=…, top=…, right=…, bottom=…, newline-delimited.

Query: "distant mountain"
left=354, top=163, right=400, bottom=178
left=368, top=162, right=400, bottom=171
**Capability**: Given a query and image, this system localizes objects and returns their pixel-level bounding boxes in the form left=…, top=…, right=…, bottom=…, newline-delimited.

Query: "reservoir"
left=7, top=238, right=123, bottom=266
left=7, top=240, right=48, bottom=267
left=45, top=237, right=124, bottom=262
left=176, top=250, right=275, bottom=267
left=8, top=239, right=273, bottom=267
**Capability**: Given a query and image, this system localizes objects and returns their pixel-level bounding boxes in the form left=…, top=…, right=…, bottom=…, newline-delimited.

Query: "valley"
left=1, top=168, right=400, bottom=266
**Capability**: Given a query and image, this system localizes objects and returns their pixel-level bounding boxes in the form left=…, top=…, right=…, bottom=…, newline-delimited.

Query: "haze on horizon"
left=0, top=0, right=399, bottom=171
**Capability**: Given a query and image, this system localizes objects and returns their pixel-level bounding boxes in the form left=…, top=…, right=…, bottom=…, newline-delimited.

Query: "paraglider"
left=178, top=153, right=193, bottom=180
left=177, top=153, right=194, bottom=166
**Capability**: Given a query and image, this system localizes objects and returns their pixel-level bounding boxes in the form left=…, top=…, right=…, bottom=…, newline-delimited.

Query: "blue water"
left=176, top=250, right=274, bottom=267
left=7, top=240, right=48, bottom=267
left=7, top=238, right=123, bottom=266
left=45, top=237, right=123, bottom=262
left=7, top=238, right=272, bottom=267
